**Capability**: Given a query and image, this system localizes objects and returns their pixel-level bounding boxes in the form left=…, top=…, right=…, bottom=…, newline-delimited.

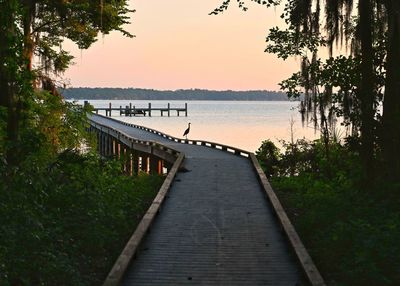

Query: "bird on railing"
left=183, top=123, right=191, bottom=139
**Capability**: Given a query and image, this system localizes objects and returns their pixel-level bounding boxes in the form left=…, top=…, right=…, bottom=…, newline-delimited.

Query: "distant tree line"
left=62, top=88, right=292, bottom=101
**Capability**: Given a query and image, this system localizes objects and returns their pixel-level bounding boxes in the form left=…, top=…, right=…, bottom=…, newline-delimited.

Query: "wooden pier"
left=85, top=101, right=188, bottom=117
left=89, top=114, right=326, bottom=286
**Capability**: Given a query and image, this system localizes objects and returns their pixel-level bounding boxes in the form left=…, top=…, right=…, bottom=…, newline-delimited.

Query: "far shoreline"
left=62, top=87, right=300, bottom=101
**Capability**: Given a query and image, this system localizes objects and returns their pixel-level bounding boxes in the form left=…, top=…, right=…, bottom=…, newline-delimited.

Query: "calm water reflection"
left=78, top=100, right=318, bottom=152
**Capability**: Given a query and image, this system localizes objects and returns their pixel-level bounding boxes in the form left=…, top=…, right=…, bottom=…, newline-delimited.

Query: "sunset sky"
left=64, top=0, right=298, bottom=91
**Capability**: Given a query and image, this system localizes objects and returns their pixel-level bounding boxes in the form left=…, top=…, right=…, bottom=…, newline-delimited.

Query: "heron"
left=183, top=123, right=191, bottom=139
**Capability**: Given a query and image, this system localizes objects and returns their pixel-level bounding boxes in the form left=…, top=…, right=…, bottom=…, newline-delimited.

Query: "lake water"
left=76, top=100, right=318, bottom=152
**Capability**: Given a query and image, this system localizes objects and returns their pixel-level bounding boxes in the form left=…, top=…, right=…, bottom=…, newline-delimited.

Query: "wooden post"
left=105, top=135, right=110, bottom=156
left=109, top=102, right=112, bottom=117
left=117, top=142, right=121, bottom=159
left=113, top=140, right=117, bottom=158
left=110, top=136, right=114, bottom=157
left=98, top=132, right=102, bottom=155
left=129, top=103, right=132, bottom=117
left=104, top=134, right=108, bottom=156
left=158, top=160, right=164, bottom=175
left=168, top=103, right=170, bottom=117
left=108, top=135, right=113, bottom=157
left=185, top=103, right=188, bottom=117
left=104, top=134, right=110, bottom=157
left=138, top=156, right=143, bottom=173
left=142, top=156, right=149, bottom=173
left=101, top=133, right=105, bottom=156
left=132, top=151, right=139, bottom=175
left=123, top=146, right=128, bottom=173
left=97, top=131, right=101, bottom=153
left=99, top=132, right=103, bottom=155
left=119, top=106, right=122, bottom=116
left=148, top=102, right=152, bottom=117
left=150, top=156, right=158, bottom=174
left=124, top=147, right=130, bottom=175
left=103, top=134, right=107, bottom=156
left=127, top=150, right=133, bottom=176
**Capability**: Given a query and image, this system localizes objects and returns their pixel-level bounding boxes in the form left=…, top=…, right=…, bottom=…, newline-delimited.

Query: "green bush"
left=258, top=139, right=400, bottom=285
left=0, top=150, right=163, bottom=285
left=0, top=95, right=164, bottom=285
left=255, top=139, right=280, bottom=178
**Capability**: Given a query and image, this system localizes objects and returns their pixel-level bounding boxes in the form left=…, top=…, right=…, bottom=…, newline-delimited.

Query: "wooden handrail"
left=90, top=113, right=251, bottom=157
left=250, top=154, right=326, bottom=286
left=103, top=154, right=185, bottom=286
left=88, top=119, right=181, bottom=163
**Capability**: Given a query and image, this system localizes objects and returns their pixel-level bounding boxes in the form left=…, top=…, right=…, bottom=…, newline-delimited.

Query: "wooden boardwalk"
left=89, top=114, right=324, bottom=286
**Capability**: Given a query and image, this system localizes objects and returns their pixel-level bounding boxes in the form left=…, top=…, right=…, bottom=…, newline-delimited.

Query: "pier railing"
left=88, top=119, right=182, bottom=175
left=91, top=113, right=251, bottom=158
left=103, top=154, right=185, bottom=286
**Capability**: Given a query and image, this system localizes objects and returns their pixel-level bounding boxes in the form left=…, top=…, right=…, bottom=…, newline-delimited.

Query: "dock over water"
left=86, top=101, right=188, bottom=117
left=88, top=114, right=325, bottom=286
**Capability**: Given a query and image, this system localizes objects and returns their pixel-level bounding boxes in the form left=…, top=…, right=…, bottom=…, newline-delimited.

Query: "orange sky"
left=63, top=0, right=298, bottom=91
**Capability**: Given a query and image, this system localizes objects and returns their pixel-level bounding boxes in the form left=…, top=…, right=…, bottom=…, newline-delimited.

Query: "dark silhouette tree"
left=0, top=0, right=133, bottom=165
left=382, top=0, right=400, bottom=181
left=212, top=0, right=400, bottom=183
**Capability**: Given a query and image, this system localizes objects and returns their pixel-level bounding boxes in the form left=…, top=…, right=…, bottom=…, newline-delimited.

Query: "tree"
left=382, top=0, right=400, bottom=181
left=0, top=0, right=133, bottom=165
left=0, top=0, right=33, bottom=165
left=271, top=0, right=378, bottom=182
left=212, top=0, right=400, bottom=183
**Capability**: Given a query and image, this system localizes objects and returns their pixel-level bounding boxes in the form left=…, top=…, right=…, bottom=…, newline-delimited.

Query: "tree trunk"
left=0, top=0, right=35, bottom=165
left=0, top=12, right=9, bottom=109
left=359, top=0, right=375, bottom=184
left=0, top=0, right=19, bottom=165
left=382, top=0, right=400, bottom=182
left=22, top=0, right=35, bottom=72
